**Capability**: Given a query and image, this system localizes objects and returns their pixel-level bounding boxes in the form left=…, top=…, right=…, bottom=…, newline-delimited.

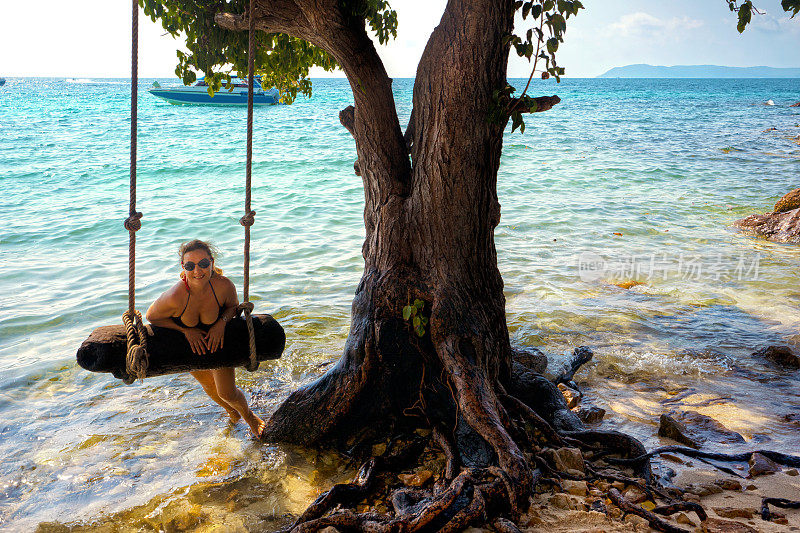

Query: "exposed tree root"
left=652, top=501, right=708, bottom=521
left=608, top=488, right=691, bottom=533
left=606, top=445, right=800, bottom=469
left=761, top=497, right=800, bottom=521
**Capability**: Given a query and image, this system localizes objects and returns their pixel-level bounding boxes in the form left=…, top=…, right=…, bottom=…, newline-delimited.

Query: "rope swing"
left=119, top=0, right=259, bottom=383
left=238, top=0, right=259, bottom=373
left=122, top=0, right=148, bottom=385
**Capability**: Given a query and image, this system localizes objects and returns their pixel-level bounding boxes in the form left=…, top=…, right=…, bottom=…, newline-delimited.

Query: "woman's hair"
left=178, top=239, right=223, bottom=277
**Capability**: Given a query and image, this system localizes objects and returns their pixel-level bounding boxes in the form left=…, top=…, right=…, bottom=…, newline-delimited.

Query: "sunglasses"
left=183, top=258, right=211, bottom=271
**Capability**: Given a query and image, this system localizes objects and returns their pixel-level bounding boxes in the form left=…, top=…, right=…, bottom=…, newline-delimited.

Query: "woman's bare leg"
left=212, top=367, right=265, bottom=437
left=191, top=369, right=241, bottom=424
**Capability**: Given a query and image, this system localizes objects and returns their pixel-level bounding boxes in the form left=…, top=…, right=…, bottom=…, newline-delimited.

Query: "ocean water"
left=1, top=77, right=799, bottom=530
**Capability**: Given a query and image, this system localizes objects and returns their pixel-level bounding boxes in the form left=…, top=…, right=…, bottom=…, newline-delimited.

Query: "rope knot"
left=122, top=309, right=149, bottom=383
left=239, top=210, right=256, bottom=227
left=124, top=212, right=143, bottom=232
left=237, top=301, right=255, bottom=316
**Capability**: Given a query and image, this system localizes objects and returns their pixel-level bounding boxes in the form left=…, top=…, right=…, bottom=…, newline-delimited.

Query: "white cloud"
left=607, top=12, right=703, bottom=40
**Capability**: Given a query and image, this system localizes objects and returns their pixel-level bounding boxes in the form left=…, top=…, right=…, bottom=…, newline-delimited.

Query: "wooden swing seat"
left=77, top=314, right=284, bottom=381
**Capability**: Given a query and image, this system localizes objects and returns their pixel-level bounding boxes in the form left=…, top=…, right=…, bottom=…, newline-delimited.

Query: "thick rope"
left=241, top=0, right=258, bottom=372
left=122, top=310, right=149, bottom=384
left=122, top=0, right=149, bottom=384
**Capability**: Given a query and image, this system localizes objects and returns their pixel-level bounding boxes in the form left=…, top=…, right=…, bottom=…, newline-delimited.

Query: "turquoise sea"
left=1, top=77, right=799, bottom=530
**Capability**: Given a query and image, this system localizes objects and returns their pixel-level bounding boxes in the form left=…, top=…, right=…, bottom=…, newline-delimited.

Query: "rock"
left=371, top=443, right=387, bottom=456
left=786, top=468, right=798, bottom=476
left=623, top=486, right=648, bottom=504
left=558, top=383, right=581, bottom=409
left=735, top=206, right=800, bottom=244
left=660, top=453, right=684, bottom=464
left=557, top=447, right=585, bottom=473
left=543, top=447, right=585, bottom=473
left=398, top=470, right=433, bottom=487
left=658, top=413, right=701, bottom=448
left=684, top=492, right=701, bottom=503
left=775, top=188, right=800, bottom=213
left=676, top=512, right=696, bottom=526
left=660, top=411, right=745, bottom=447
left=714, top=479, right=742, bottom=491
left=713, top=506, right=757, bottom=518
left=702, top=518, right=758, bottom=533
left=512, top=347, right=548, bottom=374
left=686, top=482, right=724, bottom=497
left=589, top=498, right=607, bottom=513
left=752, top=345, right=800, bottom=368
left=574, top=405, right=605, bottom=423
left=549, top=493, right=572, bottom=510
left=562, top=479, right=588, bottom=496
left=611, top=481, right=626, bottom=491
left=745, top=484, right=757, bottom=491
left=623, top=514, right=649, bottom=528
left=749, top=452, right=780, bottom=476
left=319, top=528, right=341, bottom=533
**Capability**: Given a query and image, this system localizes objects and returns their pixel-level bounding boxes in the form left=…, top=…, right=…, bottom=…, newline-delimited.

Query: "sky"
left=1, top=0, right=798, bottom=78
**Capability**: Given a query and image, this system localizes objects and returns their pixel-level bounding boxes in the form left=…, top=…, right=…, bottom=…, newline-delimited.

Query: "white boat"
left=149, top=77, right=279, bottom=106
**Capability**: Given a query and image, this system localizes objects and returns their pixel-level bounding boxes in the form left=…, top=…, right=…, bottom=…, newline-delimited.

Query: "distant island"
left=598, top=64, right=800, bottom=78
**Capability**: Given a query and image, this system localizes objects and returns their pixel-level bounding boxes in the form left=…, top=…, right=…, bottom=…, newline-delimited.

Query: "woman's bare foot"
left=226, top=409, right=242, bottom=425
left=243, top=411, right=266, bottom=438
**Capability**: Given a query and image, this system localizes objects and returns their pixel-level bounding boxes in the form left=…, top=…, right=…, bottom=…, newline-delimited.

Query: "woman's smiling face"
left=182, top=249, right=213, bottom=283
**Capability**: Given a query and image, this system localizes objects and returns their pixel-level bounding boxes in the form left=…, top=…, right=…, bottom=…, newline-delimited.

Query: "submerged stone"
left=752, top=345, right=800, bottom=368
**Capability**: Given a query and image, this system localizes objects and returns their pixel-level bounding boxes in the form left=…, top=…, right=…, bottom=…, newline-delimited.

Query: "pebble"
left=557, top=383, right=581, bottom=409
left=623, top=486, right=647, bottom=504
left=548, top=493, right=572, bottom=510
left=713, top=506, right=757, bottom=519
left=702, top=517, right=758, bottom=532
left=786, top=468, right=799, bottom=476
left=574, top=405, right=605, bottom=423
left=676, top=512, right=696, bottom=526
left=561, top=479, right=588, bottom=496
left=714, top=479, right=742, bottom=491
left=748, top=452, right=781, bottom=477
left=398, top=470, right=433, bottom=487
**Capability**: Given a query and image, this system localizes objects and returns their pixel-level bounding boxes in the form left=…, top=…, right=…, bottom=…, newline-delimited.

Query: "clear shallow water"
left=1, top=77, right=799, bottom=530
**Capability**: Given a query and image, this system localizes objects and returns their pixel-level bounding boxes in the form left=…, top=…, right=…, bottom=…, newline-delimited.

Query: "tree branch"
left=508, top=95, right=561, bottom=114
left=339, top=105, right=355, bottom=136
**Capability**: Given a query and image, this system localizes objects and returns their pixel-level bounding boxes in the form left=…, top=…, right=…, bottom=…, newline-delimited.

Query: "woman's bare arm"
left=146, top=286, right=209, bottom=354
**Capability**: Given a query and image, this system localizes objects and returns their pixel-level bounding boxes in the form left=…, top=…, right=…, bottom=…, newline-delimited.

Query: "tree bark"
left=222, top=0, right=570, bottom=512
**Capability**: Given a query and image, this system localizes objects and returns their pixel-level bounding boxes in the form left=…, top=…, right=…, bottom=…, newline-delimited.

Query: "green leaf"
left=531, top=5, right=542, bottom=18
left=415, top=325, right=426, bottom=337
left=403, top=306, right=413, bottom=321
left=546, top=38, right=559, bottom=54
left=543, top=0, right=554, bottom=12
left=413, top=315, right=421, bottom=327
left=737, top=2, right=752, bottom=32
left=522, top=2, right=531, bottom=19
left=421, top=316, right=429, bottom=326
left=414, top=299, right=424, bottom=310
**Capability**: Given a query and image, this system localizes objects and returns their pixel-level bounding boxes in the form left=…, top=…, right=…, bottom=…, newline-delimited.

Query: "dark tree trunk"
left=218, top=0, right=571, bottom=515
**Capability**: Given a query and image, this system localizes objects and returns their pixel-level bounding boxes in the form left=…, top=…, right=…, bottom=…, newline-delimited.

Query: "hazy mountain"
left=597, top=64, right=800, bottom=78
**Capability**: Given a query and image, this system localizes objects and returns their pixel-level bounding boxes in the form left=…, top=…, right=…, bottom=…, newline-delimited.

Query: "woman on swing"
left=146, top=239, right=265, bottom=437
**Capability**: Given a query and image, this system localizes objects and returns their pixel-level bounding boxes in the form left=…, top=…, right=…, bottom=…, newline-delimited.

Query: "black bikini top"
left=171, top=282, right=223, bottom=331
